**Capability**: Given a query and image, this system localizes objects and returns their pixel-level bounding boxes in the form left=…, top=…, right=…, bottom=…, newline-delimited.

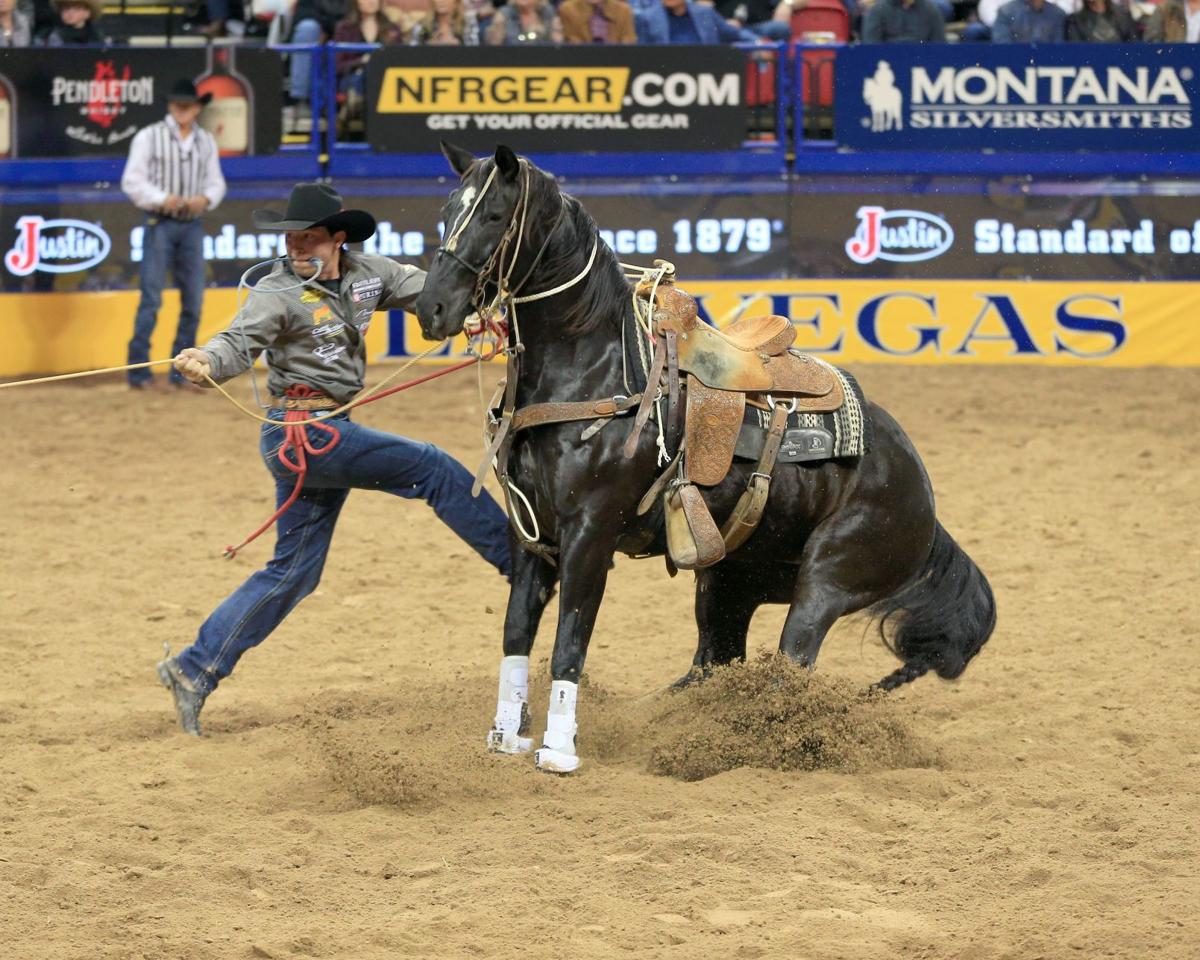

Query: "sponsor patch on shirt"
left=354, top=307, right=373, bottom=321
left=301, top=289, right=323, bottom=304
left=350, top=275, right=383, bottom=303
left=313, top=342, right=346, bottom=365
left=312, top=304, right=333, bottom=324
left=312, top=321, right=345, bottom=340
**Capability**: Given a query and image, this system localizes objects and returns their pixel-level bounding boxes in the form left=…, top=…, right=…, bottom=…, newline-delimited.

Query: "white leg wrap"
left=487, top=655, right=533, bottom=755
left=535, top=680, right=581, bottom=774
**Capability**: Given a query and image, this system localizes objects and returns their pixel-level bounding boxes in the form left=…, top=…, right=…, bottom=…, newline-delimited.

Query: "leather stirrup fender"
left=721, top=402, right=790, bottom=553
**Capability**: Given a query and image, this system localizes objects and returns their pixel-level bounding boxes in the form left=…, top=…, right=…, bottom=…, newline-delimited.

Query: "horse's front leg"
left=488, top=539, right=558, bottom=755
left=534, top=522, right=617, bottom=774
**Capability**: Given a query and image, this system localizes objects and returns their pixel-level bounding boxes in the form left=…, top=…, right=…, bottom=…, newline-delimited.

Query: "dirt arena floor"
left=1, top=363, right=1197, bottom=959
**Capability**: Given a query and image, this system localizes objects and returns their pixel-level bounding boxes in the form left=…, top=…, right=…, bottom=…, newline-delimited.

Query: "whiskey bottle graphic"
left=196, top=46, right=253, bottom=156
left=0, top=75, right=15, bottom=159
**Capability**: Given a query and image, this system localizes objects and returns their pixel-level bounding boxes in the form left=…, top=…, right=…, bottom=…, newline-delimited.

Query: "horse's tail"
left=872, top=522, right=996, bottom=692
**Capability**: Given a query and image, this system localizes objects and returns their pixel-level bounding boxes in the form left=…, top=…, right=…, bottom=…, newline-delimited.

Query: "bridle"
left=433, top=158, right=597, bottom=329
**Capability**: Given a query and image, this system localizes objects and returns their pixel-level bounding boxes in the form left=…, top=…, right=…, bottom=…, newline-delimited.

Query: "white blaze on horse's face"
left=448, top=185, right=477, bottom=241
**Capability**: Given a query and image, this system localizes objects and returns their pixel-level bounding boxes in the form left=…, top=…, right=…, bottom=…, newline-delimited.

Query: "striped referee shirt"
left=120, top=114, right=226, bottom=220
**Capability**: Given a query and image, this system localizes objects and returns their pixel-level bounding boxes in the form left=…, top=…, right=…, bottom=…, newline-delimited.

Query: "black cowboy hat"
left=167, top=77, right=213, bottom=107
left=252, top=183, right=376, bottom=244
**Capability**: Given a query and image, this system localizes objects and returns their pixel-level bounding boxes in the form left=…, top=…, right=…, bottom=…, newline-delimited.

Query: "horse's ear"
left=440, top=141, right=477, bottom=179
left=495, top=145, right=520, bottom=182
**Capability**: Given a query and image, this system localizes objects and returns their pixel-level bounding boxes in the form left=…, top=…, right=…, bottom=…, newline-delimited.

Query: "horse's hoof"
left=487, top=729, right=534, bottom=754
left=534, top=747, right=581, bottom=774
left=670, top=667, right=705, bottom=690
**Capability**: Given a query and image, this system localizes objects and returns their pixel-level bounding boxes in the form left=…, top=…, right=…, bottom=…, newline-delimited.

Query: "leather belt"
left=271, top=394, right=339, bottom=411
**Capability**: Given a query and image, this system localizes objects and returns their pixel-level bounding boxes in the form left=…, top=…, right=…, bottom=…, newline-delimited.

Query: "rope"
left=223, top=383, right=342, bottom=560
left=0, top=359, right=173, bottom=390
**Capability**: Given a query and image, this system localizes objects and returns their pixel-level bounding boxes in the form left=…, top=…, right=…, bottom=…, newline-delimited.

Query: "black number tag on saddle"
left=733, top=409, right=838, bottom=464
left=777, top=427, right=834, bottom=463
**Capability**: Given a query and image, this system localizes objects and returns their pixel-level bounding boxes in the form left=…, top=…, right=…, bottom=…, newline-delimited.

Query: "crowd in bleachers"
left=5, top=0, right=1196, bottom=50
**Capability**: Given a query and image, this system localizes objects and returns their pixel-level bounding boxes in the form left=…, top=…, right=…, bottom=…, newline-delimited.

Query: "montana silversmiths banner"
left=364, top=46, right=747, bottom=153
left=835, top=44, right=1199, bottom=151
left=0, top=47, right=282, bottom=158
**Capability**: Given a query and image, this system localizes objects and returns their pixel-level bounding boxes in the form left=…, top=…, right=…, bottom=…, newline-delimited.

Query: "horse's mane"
left=522, top=165, right=630, bottom=338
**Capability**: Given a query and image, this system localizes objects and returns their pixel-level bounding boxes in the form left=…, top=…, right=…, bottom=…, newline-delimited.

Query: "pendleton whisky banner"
left=364, top=46, right=747, bottom=153
left=0, top=47, right=282, bottom=159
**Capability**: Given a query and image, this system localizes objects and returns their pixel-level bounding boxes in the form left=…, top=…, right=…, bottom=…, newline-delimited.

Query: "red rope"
left=223, top=384, right=342, bottom=560
left=222, top=319, right=508, bottom=559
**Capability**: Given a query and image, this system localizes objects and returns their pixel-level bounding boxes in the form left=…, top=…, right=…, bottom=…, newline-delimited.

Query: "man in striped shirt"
left=121, top=77, right=227, bottom=391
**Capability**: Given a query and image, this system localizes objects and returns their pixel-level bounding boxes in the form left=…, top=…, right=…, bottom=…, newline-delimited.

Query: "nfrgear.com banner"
left=364, top=46, right=746, bottom=153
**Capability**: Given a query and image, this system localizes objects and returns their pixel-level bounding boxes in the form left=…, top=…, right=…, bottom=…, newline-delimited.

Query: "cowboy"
left=157, top=182, right=513, bottom=736
left=122, top=77, right=226, bottom=392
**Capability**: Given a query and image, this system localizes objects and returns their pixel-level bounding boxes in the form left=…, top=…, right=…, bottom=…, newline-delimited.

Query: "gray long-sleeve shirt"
left=202, top=250, right=426, bottom=404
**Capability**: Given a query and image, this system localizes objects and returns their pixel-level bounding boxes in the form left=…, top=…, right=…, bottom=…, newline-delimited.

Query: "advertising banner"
left=0, top=182, right=790, bottom=293
left=835, top=44, right=1199, bottom=152
left=364, top=46, right=747, bottom=153
left=790, top=181, right=1200, bottom=280
left=3, top=279, right=1196, bottom=378
left=0, top=47, right=282, bottom=158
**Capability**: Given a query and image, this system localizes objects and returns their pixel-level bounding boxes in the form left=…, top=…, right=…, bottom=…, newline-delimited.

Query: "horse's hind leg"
left=779, top=511, right=929, bottom=669
left=682, top=562, right=795, bottom=685
left=488, top=542, right=558, bottom=755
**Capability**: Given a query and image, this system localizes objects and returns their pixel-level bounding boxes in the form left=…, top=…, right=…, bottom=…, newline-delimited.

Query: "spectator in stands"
left=41, top=0, right=102, bottom=44
left=714, top=0, right=792, bottom=41
left=0, top=0, right=33, bottom=45
left=961, top=0, right=1073, bottom=39
left=121, top=78, right=226, bottom=392
left=189, top=0, right=248, bottom=38
left=1066, top=0, right=1137, bottom=39
left=861, top=0, right=945, bottom=41
left=636, top=0, right=757, bottom=42
left=335, top=0, right=401, bottom=100
left=485, top=0, right=562, bottom=43
left=1142, top=0, right=1200, bottom=40
left=991, top=0, right=1066, bottom=40
left=287, top=0, right=350, bottom=128
left=559, top=0, right=638, bottom=43
left=409, top=0, right=481, bottom=43
left=27, top=0, right=58, bottom=40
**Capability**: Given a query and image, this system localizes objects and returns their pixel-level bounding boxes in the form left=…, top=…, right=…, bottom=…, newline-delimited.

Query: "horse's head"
left=415, top=142, right=534, bottom=342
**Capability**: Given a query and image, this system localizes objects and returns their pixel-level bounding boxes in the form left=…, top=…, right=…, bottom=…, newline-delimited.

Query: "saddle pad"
left=733, top=363, right=871, bottom=463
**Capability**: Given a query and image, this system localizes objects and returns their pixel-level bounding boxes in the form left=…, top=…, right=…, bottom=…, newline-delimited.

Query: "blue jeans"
left=128, top=216, right=206, bottom=386
left=289, top=19, right=322, bottom=101
left=175, top=412, right=513, bottom=694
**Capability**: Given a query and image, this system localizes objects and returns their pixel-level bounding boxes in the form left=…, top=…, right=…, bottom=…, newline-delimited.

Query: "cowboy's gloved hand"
left=174, top=348, right=213, bottom=385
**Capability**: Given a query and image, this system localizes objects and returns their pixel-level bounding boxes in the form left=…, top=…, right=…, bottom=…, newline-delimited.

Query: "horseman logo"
left=862, top=61, right=903, bottom=132
left=4, top=215, right=111, bottom=276
left=845, top=206, right=954, bottom=265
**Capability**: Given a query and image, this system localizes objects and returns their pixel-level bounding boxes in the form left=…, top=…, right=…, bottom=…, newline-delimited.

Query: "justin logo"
left=845, top=206, right=953, bottom=265
left=4, top=215, right=111, bottom=276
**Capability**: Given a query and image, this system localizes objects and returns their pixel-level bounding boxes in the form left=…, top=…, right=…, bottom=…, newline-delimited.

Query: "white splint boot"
left=487, top=655, right=533, bottom=754
left=535, top=680, right=581, bottom=774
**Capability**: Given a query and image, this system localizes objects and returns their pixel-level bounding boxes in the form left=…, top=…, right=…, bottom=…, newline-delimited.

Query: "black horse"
left=415, top=144, right=995, bottom=773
